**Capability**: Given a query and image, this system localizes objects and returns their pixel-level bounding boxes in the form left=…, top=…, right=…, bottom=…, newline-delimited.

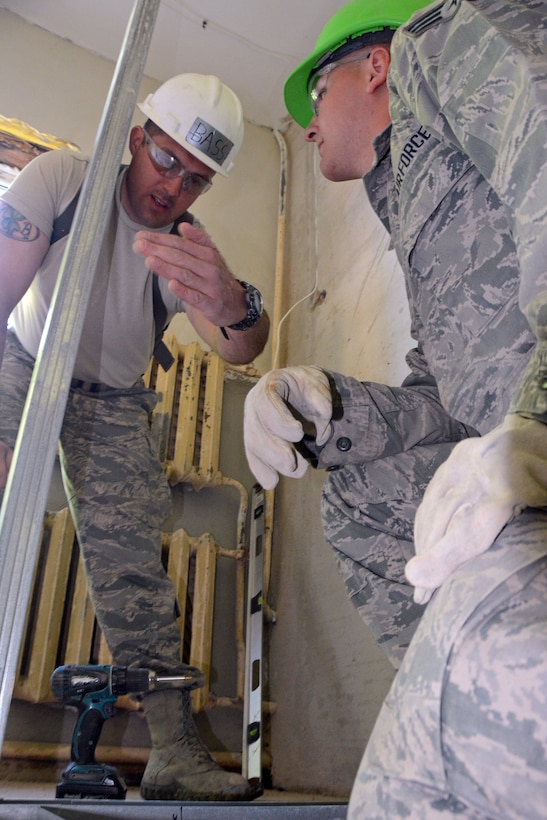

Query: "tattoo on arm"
left=0, top=203, right=40, bottom=242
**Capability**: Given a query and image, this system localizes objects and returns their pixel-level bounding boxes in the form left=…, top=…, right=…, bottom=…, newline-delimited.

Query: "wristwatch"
left=228, top=280, right=264, bottom=330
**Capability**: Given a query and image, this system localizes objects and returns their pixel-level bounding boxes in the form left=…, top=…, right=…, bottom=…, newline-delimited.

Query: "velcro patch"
left=405, top=0, right=458, bottom=36
left=186, top=117, right=233, bottom=168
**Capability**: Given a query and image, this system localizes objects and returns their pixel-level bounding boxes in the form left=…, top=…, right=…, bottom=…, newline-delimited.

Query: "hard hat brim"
left=284, top=48, right=332, bottom=129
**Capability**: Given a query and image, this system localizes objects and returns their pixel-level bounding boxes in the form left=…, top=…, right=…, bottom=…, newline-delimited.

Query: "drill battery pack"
left=56, top=761, right=127, bottom=800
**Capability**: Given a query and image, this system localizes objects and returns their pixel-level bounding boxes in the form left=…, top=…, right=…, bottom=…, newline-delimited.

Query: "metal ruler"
left=242, top=484, right=265, bottom=785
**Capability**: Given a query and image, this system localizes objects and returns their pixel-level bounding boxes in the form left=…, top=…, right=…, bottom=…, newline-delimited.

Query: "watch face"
left=247, top=285, right=263, bottom=315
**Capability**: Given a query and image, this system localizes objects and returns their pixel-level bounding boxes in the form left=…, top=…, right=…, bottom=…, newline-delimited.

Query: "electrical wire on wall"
left=172, top=1, right=306, bottom=63
left=272, top=281, right=318, bottom=370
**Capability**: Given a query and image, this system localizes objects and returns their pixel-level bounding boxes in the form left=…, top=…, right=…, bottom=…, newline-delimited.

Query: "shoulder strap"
left=49, top=175, right=194, bottom=372
left=50, top=190, right=81, bottom=245
left=152, top=211, right=194, bottom=371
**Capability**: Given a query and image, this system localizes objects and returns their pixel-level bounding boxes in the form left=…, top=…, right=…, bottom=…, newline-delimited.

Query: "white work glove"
left=244, top=366, right=333, bottom=490
left=406, top=414, right=547, bottom=604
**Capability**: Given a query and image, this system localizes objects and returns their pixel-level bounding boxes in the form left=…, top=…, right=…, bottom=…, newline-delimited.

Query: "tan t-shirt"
left=4, top=149, right=188, bottom=387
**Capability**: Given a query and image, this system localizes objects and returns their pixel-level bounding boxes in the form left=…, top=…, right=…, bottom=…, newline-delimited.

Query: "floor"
left=0, top=782, right=348, bottom=820
left=0, top=781, right=343, bottom=803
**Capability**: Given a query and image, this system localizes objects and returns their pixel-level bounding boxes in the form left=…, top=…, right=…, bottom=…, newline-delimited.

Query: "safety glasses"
left=309, top=51, right=371, bottom=117
left=143, top=129, right=212, bottom=195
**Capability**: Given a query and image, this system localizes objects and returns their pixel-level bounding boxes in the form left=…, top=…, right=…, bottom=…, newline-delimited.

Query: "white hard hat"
left=138, top=73, right=244, bottom=176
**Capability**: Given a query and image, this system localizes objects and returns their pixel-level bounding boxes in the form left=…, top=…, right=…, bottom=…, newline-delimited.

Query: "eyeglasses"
left=309, top=51, right=371, bottom=117
left=142, top=129, right=213, bottom=195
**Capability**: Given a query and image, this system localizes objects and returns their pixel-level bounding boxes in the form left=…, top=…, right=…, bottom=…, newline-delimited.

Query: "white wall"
left=0, top=10, right=156, bottom=158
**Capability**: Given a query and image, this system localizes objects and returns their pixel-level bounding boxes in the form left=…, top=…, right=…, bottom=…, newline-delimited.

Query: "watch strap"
left=223, top=280, right=263, bottom=333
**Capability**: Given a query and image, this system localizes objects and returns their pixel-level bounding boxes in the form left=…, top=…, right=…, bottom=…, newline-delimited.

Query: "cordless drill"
left=50, top=663, right=199, bottom=799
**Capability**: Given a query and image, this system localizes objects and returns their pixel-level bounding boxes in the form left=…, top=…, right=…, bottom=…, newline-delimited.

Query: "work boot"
left=141, top=689, right=254, bottom=801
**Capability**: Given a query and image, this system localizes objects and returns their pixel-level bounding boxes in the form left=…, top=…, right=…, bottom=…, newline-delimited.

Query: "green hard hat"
left=284, top=0, right=431, bottom=127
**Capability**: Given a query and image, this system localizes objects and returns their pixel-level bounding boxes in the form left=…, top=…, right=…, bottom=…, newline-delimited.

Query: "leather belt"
left=70, top=379, right=114, bottom=394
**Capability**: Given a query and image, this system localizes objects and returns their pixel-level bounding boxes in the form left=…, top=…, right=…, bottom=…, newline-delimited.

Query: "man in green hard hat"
left=245, top=0, right=547, bottom=815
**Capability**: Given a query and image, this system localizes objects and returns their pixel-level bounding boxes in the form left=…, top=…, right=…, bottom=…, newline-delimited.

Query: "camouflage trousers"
left=321, top=442, right=457, bottom=668
left=0, top=332, right=189, bottom=675
left=348, top=508, right=547, bottom=818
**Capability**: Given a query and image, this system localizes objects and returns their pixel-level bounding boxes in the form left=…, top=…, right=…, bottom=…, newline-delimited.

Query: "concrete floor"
left=0, top=781, right=344, bottom=802
left=0, top=781, right=348, bottom=819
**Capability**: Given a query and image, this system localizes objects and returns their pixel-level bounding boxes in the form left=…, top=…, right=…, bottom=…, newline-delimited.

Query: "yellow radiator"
left=13, top=512, right=246, bottom=715
left=145, top=337, right=227, bottom=485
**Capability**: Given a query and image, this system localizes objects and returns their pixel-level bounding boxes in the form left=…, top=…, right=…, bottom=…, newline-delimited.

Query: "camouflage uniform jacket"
left=344, top=0, right=547, bottom=820
left=389, top=0, right=547, bottom=423
left=343, top=1, right=547, bottom=814
left=313, top=0, right=545, bottom=469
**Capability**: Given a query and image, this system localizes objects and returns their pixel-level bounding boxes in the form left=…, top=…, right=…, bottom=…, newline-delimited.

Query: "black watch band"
left=221, top=280, right=264, bottom=337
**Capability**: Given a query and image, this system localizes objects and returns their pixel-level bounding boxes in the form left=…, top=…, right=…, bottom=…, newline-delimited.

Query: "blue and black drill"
left=50, top=663, right=197, bottom=799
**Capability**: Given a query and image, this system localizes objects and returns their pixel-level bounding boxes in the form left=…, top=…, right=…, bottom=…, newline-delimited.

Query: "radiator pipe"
left=272, top=128, right=288, bottom=370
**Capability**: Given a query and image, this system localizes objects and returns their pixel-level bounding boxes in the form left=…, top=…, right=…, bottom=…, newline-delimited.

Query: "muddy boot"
left=141, top=689, right=254, bottom=801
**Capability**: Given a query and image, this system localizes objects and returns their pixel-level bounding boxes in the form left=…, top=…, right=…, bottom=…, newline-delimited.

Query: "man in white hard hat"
left=245, top=0, right=547, bottom=815
left=0, top=73, right=268, bottom=802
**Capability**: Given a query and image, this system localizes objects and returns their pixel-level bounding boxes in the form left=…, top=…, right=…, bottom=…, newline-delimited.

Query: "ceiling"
left=1, top=0, right=344, bottom=131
